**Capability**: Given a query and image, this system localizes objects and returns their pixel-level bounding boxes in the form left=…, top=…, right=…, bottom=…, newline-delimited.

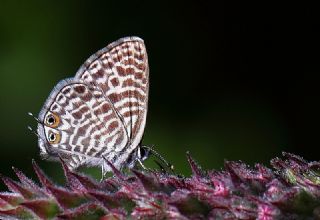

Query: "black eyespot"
left=45, top=113, right=60, bottom=128
left=47, top=131, right=61, bottom=144
left=47, top=115, right=55, bottom=125
left=49, top=133, right=56, bottom=141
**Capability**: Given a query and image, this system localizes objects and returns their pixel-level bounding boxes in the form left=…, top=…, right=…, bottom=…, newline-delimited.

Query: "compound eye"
left=138, top=147, right=149, bottom=161
left=47, top=131, right=61, bottom=144
left=45, top=112, right=60, bottom=128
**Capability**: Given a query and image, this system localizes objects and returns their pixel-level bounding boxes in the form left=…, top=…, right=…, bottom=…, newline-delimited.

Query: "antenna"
left=142, top=145, right=174, bottom=173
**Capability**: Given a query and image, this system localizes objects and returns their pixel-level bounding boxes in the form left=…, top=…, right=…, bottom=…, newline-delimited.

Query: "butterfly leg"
left=136, top=157, right=148, bottom=170
left=100, top=163, right=106, bottom=181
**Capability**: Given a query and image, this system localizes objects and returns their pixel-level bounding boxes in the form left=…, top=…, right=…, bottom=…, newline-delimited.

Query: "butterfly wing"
left=37, top=80, right=129, bottom=170
left=37, top=37, right=149, bottom=170
left=74, top=37, right=149, bottom=165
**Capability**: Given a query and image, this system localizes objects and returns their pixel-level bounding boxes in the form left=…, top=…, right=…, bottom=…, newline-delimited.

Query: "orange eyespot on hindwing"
left=47, top=130, right=61, bottom=144
left=44, top=112, right=60, bottom=128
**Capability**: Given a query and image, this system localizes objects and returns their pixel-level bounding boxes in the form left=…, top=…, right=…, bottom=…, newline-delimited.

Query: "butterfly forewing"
left=75, top=37, right=149, bottom=163
left=37, top=37, right=149, bottom=171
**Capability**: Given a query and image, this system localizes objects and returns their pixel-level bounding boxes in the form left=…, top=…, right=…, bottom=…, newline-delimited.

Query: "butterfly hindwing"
left=38, top=80, right=128, bottom=170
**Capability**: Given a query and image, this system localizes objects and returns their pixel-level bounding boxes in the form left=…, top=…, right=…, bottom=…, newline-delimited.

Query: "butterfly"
left=33, top=37, right=156, bottom=175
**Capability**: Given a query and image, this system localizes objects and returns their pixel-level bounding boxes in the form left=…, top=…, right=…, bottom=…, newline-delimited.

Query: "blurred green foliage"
left=0, top=1, right=318, bottom=190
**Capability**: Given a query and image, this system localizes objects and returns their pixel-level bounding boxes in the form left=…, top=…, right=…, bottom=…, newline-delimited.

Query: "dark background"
left=0, top=1, right=319, bottom=186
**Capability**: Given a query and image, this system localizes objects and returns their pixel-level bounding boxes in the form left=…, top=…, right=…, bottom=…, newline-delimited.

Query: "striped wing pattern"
left=37, top=37, right=149, bottom=171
